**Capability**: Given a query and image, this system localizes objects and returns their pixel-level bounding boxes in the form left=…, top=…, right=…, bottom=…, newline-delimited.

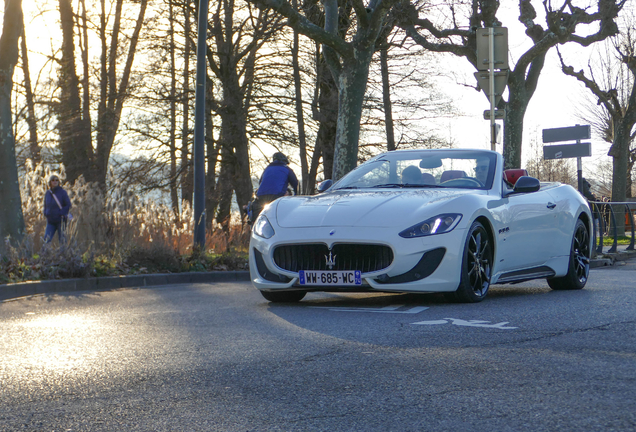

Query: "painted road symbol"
left=412, top=318, right=517, bottom=329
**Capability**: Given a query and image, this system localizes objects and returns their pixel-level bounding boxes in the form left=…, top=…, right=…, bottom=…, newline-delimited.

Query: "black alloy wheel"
left=447, top=221, right=493, bottom=303
left=548, top=219, right=590, bottom=290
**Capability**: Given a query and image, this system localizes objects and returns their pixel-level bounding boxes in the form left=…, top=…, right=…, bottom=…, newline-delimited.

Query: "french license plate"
left=299, top=270, right=362, bottom=286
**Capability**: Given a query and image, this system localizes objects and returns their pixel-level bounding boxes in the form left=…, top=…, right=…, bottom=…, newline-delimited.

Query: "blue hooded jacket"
left=44, top=186, right=71, bottom=223
left=256, top=161, right=299, bottom=197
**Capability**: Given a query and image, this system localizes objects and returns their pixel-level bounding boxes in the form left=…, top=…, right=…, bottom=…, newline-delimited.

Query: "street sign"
left=483, top=109, right=505, bottom=120
left=542, top=125, right=591, bottom=143
left=476, top=27, right=509, bottom=70
left=543, top=142, right=592, bottom=160
left=474, top=71, right=508, bottom=106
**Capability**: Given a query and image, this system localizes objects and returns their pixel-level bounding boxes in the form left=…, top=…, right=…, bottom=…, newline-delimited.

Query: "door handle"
left=547, top=202, right=556, bottom=209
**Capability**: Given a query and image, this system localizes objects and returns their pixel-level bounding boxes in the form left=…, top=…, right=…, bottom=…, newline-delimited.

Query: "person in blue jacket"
left=43, top=174, right=72, bottom=244
left=251, top=152, right=298, bottom=223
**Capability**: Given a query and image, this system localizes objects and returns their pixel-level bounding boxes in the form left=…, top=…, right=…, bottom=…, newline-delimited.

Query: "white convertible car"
left=249, top=149, right=592, bottom=303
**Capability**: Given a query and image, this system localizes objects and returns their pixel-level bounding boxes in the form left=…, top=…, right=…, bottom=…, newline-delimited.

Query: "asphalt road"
left=1, top=264, right=635, bottom=432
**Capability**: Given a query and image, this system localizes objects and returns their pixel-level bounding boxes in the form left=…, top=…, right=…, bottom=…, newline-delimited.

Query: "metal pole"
left=575, top=125, right=582, bottom=193
left=608, top=205, right=618, bottom=253
left=488, top=27, right=496, bottom=151
left=626, top=204, right=635, bottom=251
left=576, top=155, right=582, bottom=193
left=193, top=0, right=209, bottom=250
left=596, top=203, right=605, bottom=254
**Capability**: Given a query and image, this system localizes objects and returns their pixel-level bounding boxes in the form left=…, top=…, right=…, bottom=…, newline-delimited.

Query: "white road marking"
left=311, top=305, right=429, bottom=314
left=412, top=318, right=517, bottom=329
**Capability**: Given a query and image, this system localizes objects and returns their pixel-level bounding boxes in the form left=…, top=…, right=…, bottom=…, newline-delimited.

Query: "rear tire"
left=547, top=219, right=590, bottom=291
left=260, top=290, right=306, bottom=303
left=447, top=221, right=492, bottom=303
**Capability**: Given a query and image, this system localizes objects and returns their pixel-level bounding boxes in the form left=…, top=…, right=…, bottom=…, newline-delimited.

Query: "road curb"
left=2, top=249, right=634, bottom=302
left=590, top=249, right=636, bottom=268
left=0, top=271, right=251, bottom=302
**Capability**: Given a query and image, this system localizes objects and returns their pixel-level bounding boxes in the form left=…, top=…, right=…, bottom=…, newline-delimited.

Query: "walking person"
left=250, top=152, right=298, bottom=224
left=43, top=174, right=71, bottom=244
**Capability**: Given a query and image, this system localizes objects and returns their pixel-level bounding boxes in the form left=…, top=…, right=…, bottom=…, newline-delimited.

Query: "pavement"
left=589, top=243, right=636, bottom=268
left=1, top=244, right=634, bottom=303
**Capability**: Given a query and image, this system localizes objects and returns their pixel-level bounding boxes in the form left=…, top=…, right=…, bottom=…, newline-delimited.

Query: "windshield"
left=332, top=150, right=497, bottom=190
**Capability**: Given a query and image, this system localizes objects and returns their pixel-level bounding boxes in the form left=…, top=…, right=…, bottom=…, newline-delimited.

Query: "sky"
left=431, top=0, right=629, bottom=178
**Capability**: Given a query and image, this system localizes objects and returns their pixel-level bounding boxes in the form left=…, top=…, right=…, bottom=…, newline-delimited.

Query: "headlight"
left=253, top=214, right=275, bottom=239
left=399, top=214, right=462, bottom=238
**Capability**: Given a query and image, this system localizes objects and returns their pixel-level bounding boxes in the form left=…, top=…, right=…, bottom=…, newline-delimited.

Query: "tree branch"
left=557, top=48, right=618, bottom=118
left=253, top=0, right=352, bottom=56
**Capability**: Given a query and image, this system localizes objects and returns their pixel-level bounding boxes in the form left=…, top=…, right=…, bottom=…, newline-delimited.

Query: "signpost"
left=542, top=124, right=592, bottom=192
left=476, top=27, right=508, bottom=151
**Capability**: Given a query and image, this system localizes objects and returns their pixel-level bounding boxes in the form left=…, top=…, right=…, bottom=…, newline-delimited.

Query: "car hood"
left=275, top=189, right=474, bottom=228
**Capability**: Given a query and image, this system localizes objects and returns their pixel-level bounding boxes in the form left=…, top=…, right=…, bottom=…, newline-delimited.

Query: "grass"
left=600, top=235, right=634, bottom=246
left=0, top=162, right=249, bottom=284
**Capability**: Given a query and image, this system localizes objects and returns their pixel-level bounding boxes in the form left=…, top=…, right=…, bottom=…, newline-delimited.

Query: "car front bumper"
left=249, top=225, right=467, bottom=294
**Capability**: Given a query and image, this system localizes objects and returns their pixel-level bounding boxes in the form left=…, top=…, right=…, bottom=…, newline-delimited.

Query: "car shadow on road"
left=262, top=283, right=592, bottom=349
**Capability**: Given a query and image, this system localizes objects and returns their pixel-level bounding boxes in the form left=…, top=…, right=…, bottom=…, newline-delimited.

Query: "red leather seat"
left=504, top=169, right=528, bottom=186
left=440, top=170, right=466, bottom=183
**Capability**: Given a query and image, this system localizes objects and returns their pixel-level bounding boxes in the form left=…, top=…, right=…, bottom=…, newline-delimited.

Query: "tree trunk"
left=292, top=26, right=309, bottom=193
left=309, top=50, right=338, bottom=185
left=215, top=145, right=234, bottom=231
left=168, top=0, right=179, bottom=213
left=58, top=0, right=93, bottom=184
left=20, top=25, right=39, bottom=163
left=208, top=2, right=254, bottom=218
left=79, top=0, right=91, bottom=141
left=502, top=71, right=529, bottom=169
left=503, top=95, right=526, bottom=170
left=380, top=47, right=395, bottom=151
left=205, top=78, right=220, bottom=224
left=219, top=86, right=252, bottom=215
left=0, top=0, right=25, bottom=249
left=331, top=48, right=374, bottom=180
left=181, top=1, right=192, bottom=206
left=609, top=118, right=630, bottom=236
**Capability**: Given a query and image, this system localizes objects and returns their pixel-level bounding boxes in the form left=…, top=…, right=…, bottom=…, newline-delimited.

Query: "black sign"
left=543, top=143, right=592, bottom=160
left=542, top=125, right=591, bottom=143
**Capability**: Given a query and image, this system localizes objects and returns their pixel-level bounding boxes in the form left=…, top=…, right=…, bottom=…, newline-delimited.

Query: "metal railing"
left=589, top=201, right=636, bottom=254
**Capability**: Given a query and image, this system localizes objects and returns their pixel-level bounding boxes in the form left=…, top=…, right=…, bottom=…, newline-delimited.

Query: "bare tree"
left=399, top=0, right=624, bottom=169
left=558, top=24, right=636, bottom=235
left=205, top=0, right=285, bottom=224
left=55, top=0, right=148, bottom=186
left=253, top=0, right=402, bottom=179
left=560, top=29, right=636, bottom=203
left=19, top=24, right=39, bottom=163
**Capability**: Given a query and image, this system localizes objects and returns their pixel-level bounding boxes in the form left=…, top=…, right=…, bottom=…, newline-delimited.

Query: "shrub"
left=0, top=161, right=251, bottom=283
left=124, top=243, right=182, bottom=273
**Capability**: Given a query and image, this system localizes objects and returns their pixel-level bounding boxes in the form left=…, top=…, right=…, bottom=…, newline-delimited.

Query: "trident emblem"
left=325, top=251, right=337, bottom=269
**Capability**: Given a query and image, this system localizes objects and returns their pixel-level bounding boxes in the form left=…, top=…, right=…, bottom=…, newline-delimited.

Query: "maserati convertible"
left=249, top=149, right=592, bottom=303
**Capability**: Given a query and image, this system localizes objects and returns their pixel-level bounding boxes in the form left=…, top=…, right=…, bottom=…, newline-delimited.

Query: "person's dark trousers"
left=44, top=221, right=66, bottom=244
left=251, top=194, right=281, bottom=224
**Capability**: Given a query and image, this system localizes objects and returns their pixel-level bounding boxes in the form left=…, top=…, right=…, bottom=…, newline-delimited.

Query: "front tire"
left=547, top=219, right=590, bottom=290
left=447, top=221, right=493, bottom=303
left=260, top=290, right=306, bottom=303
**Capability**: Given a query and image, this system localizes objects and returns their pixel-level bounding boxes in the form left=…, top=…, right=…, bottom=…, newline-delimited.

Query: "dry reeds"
left=0, top=161, right=249, bottom=283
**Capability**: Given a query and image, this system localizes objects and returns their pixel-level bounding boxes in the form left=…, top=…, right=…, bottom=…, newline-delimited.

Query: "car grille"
left=273, top=244, right=393, bottom=273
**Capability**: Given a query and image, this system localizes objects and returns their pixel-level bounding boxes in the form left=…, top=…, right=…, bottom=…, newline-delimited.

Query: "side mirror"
left=316, top=179, right=333, bottom=193
left=513, top=176, right=541, bottom=194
